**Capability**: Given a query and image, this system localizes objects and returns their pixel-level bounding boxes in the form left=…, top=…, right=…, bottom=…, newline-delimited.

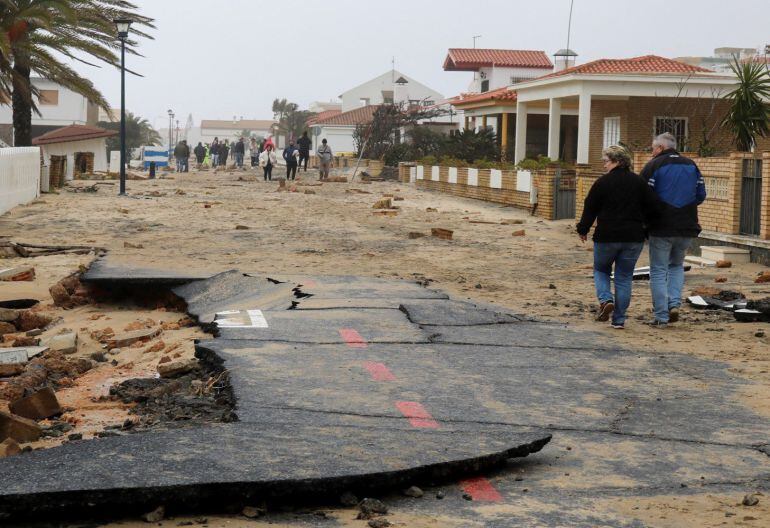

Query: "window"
left=481, top=80, right=490, bottom=93
left=509, top=76, right=531, bottom=84
left=603, top=117, right=620, bottom=148
left=39, top=90, right=59, bottom=106
left=654, top=117, right=688, bottom=150
left=359, top=98, right=370, bottom=107
left=381, top=90, right=394, bottom=104
left=422, top=100, right=435, bottom=107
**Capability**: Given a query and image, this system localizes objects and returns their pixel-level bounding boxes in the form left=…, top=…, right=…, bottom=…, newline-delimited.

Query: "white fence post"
left=0, top=147, right=41, bottom=215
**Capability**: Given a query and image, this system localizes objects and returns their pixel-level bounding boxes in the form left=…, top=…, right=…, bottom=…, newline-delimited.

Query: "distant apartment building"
left=443, top=48, right=555, bottom=94
left=0, top=77, right=98, bottom=146
left=675, top=46, right=768, bottom=73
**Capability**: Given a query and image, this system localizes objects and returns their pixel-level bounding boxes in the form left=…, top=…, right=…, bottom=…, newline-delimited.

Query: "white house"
left=0, top=77, right=98, bottom=146
left=308, top=70, right=445, bottom=154
left=32, top=124, right=116, bottom=180
left=199, top=119, right=277, bottom=145
left=339, top=70, right=444, bottom=113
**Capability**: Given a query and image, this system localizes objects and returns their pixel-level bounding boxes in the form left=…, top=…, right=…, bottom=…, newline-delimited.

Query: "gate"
left=739, top=159, right=762, bottom=236
left=553, top=167, right=576, bottom=220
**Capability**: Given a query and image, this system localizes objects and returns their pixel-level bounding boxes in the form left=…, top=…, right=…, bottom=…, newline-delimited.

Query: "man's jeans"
left=211, top=154, right=219, bottom=167
left=594, top=242, right=644, bottom=325
left=235, top=153, right=244, bottom=167
left=649, top=236, right=692, bottom=323
left=175, top=157, right=183, bottom=172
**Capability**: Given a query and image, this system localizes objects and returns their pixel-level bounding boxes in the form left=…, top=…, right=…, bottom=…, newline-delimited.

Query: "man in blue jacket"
left=283, top=140, right=299, bottom=181
left=640, top=132, right=707, bottom=327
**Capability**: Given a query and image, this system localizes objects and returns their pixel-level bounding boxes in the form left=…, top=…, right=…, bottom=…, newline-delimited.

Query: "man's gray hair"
left=653, top=132, right=677, bottom=150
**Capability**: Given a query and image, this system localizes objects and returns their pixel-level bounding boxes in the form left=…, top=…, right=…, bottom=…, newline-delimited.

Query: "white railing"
left=0, top=147, right=41, bottom=215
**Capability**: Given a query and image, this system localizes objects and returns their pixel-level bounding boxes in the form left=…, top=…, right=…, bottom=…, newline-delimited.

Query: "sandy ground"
left=1, top=164, right=769, bottom=527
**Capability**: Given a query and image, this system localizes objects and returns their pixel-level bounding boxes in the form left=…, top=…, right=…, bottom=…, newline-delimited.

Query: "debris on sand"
left=0, top=351, right=92, bottom=402
left=431, top=228, right=453, bottom=241
left=9, top=387, right=62, bottom=420
left=357, top=498, right=388, bottom=520
left=0, top=265, right=35, bottom=282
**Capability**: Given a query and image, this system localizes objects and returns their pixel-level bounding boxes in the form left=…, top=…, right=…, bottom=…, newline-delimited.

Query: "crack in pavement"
left=241, top=404, right=770, bottom=454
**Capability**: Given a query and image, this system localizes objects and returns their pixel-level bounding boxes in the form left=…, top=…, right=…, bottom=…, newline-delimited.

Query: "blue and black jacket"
left=640, top=149, right=707, bottom=237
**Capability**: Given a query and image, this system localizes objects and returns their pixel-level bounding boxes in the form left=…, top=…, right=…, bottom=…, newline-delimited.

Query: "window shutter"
left=603, top=117, right=620, bottom=148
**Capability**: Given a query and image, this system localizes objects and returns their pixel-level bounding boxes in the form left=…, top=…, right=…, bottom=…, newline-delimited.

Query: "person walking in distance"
left=220, top=140, right=230, bottom=167
left=640, top=132, right=707, bottom=328
left=210, top=138, right=220, bottom=168
left=234, top=137, right=246, bottom=168
left=297, top=131, right=311, bottom=172
left=173, top=141, right=186, bottom=173
left=576, top=146, right=659, bottom=330
left=283, top=140, right=299, bottom=181
left=259, top=144, right=277, bottom=181
left=317, top=138, right=333, bottom=180
left=250, top=138, right=259, bottom=167
left=194, top=142, right=206, bottom=168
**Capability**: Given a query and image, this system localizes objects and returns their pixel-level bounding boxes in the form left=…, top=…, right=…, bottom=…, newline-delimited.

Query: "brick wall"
left=413, top=165, right=556, bottom=220
left=631, top=151, right=746, bottom=236
left=589, top=97, right=770, bottom=173
left=762, top=152, right=770, bottom=240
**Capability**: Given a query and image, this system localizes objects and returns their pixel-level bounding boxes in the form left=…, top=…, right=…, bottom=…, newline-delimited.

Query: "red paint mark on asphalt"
left=340, top=328, right=367, bottom=348
left=302, top=280, right=318, bottom=288
left=362, top=361, right=396, bottom=381
left=460, top=477, right=503, bottom=502
left=395, top=401, right=439, bottom=429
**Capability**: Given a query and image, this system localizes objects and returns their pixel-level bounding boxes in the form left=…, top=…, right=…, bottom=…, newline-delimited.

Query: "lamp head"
left=114, top=19, right=133, bottom=39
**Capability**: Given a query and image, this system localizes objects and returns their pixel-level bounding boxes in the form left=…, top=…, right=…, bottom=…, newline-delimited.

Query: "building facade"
left=339, top=70, right=444, bottom=113
left=0, top=77, right=98, bottom=146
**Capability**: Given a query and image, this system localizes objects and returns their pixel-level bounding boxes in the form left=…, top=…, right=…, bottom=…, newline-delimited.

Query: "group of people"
left=173, top=131, right=336, bottom=182
left=576, top=132, right=707, bottom=330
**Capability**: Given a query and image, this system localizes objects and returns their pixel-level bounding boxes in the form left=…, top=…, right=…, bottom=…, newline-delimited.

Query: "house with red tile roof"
left=308, top=105, right=380, bottom=155
left=448, top=54, right=746, bottom=167
left=31, top=124, right=117, bottom=178
left=444, top=48, right=554, bottom=95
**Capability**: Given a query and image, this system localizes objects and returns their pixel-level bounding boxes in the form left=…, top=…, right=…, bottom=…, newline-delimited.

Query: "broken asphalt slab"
left=82, top=257, right=214, bottom=286
left=1, top=268, right=768, bottom=524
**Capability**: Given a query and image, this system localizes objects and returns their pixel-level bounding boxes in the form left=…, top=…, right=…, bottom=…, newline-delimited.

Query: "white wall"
left=340, top=71, right=444, bottom=113
left=0, top=147, right=40, bottom=215
left=41, top=138, right=109, bottom=174
left=0, top=78, right=90, bottom=128
left=314, top=126, right=356, bottom=154
left=467, top=66, right=553, bottom=93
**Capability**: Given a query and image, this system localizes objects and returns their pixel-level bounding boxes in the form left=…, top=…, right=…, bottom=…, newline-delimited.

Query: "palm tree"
left=722, top=57, right=770, bottom=151
left=0, top=0, right=154, bottom=145
left=99, top=111, right=160, bottom=153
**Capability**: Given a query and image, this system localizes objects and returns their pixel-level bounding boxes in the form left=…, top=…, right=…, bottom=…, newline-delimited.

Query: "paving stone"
left=9, top=387, right=62, bottom=420
left=0, top=308, right=19, bottom=323
left=157, top=358, right=198, bottom=378
left=45, top=332, right=78, bottom=354
left=0, top=411, right=42, bottom=443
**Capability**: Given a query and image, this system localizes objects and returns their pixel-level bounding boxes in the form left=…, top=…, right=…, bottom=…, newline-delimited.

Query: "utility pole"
left=472, top=35, right=482, bottom=49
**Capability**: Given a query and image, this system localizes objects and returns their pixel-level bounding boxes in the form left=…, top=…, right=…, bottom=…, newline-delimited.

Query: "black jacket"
left=297, top=136, right=311, bottom=154
left=194, top=145, right=205, bottom=158
left=639, top=149, right=706, bottom=237
left=234, top=141, right=245, bottom=155
left=576, top=167, right=659, bottom=243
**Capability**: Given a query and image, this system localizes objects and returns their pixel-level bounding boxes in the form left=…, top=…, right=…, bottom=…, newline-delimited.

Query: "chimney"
left=553, top=49, right=578, bottom=72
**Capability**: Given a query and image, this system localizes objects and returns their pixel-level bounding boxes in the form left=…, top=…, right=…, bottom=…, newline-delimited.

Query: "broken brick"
left=107, top=327, right=162, bottom=349
left=17, top=311, right=53, bottom=332
left=157, top=358, right=198, bottom=378
left=431, top=228, right=453, bottom=241
left=0, top=322, right=16, bottom=336
left=0, top=266, right=35, bottom=282
left=0, top=410, right=42, bottom=443
left=716, top=260, right=732, bottom=268
left=755, top=271, right=770, bottom=284
left=512, top=230, right=526, bottom=237
left=9, top=387, right=62, bottom=420
left=0, top=438, right=21, bottom=458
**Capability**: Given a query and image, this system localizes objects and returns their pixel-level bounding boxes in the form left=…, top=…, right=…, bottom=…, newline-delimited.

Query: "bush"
left=447, top=128, right=500, bottom=163
left=438, top=156, right=469, bottom=168
left=419, top=155, right=438, bottom=166
left=408, top=127, right=449, bottom=159
left=383, top=143, right=416, bottom=166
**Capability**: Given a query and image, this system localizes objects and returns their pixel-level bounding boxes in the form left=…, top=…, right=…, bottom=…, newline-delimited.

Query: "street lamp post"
left=114, top=19, right=133, bottom=195
left=168, top=109, right=174, bottom=159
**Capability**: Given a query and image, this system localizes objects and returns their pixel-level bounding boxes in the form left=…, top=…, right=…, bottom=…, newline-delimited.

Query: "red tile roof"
left=32, top=125, right=117, bottom=146
left=312, top=105, right=379, bottom=127
left=444, top=49, right=553, bottom=71
left=539, top=55, right=714, bottom=79
left=449, top=86, right=518, bottom=106
left=306, top=109, right=342, bottom=126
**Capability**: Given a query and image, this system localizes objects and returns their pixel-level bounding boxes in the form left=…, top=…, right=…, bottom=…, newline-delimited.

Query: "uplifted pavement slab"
left=82, top=257, right=213, bottom=286
left=0, top=422, right=549, bottom=521
left=264, top=273, right=450, bottom=300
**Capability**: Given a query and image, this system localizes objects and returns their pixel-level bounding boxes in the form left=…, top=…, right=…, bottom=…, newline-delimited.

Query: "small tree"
left=99, top=112, right=160, bottom=156
left=722, top=58, right=770, bottom=151
left=271, top=98, right=315, bottom=141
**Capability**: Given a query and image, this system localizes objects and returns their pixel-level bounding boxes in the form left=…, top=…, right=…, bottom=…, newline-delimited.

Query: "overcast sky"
left=80, top=0, right=770, bottom=130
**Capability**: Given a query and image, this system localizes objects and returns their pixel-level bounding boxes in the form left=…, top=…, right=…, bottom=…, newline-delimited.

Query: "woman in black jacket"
left=576, top=146, right=659, bottom=329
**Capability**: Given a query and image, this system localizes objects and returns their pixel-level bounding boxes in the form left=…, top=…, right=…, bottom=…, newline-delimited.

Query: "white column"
left=577, top=91, right=592, bottom=165
left=514, top=101, right=528, bottom=163
left=547, top=98, right=562, bottom=160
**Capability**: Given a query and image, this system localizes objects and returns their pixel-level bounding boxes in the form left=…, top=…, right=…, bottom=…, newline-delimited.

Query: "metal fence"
left=0, top=147, right=41, bottom=215
left=739, top=158, right=763, bottom=236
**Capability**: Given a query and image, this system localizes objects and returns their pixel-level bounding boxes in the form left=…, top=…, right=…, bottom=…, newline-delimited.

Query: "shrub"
left=419, top=155, right=438, bottom=166
left=383, top=143, right=416, bottom=166
left=447, top=129, right=500, bottom=163
left=438, top=156, right=469, bottom=167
